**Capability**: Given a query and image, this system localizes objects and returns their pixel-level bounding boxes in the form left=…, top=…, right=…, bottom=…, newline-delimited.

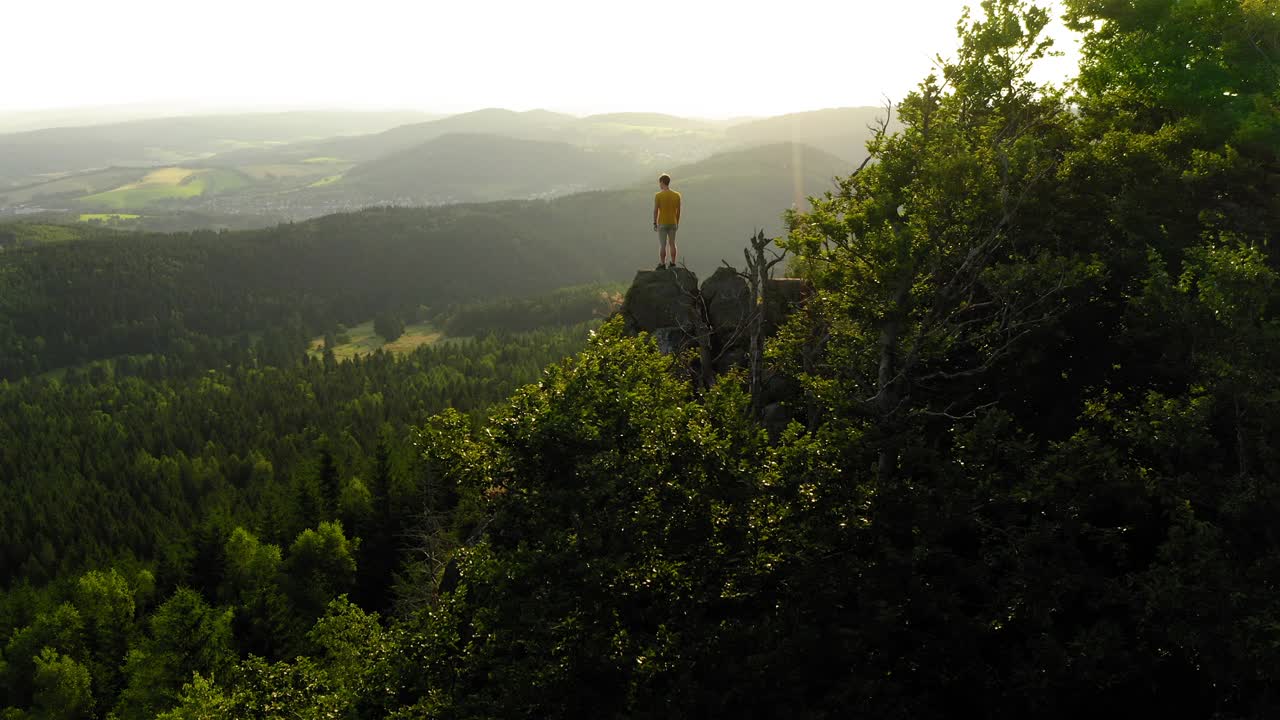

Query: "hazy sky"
left=3, top=0, right=1080, bottom=118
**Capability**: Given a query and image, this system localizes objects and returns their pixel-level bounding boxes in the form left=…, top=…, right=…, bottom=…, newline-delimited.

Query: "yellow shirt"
left=655, top=188, right=681, bottom=225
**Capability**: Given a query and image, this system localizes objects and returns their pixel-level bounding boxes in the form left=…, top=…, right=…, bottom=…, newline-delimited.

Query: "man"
left=652, top=173, right=682, bottom=269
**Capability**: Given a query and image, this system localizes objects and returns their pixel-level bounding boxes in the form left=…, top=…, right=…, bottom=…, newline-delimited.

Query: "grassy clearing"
left=78, top=167, right=252, bottom=209
left=303, top=156, right=344, bottom=164
left=135, top=167, right=198, bottom=185
left=80, top=184, right=200, bottom=209
left=80, top=167, right=202, bottom=208
left=309, top=174, right=343, bottom=187
left=79, top=213, right=141, bottom=222
left=307, top=321, right=445, bottom=361
left=197, top=168, right=252, bottom=194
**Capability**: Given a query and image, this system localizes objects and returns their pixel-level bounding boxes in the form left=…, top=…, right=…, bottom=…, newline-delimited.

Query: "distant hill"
left=554, top=143, right=853, bottom=272
left=582, top=113, right=721, bottom=131
left=726, top=107, right=899, bottom=163
left=0, top=111, right=439, bottom=185
left=226, top=108, right=731, bottom=170
left=307, top=141, right=851, bottom=280
left=309, top=108, right=582, bottom=163
left=333, top=133, right=645, bottom=203
left=291, top=141, right=852, bottom=282
left=0, top=167, right=152, bottom=205
left=0, top=106, right=192, bottom=134
left=0, top=108, right=880, bottom=227
left=284, top=141, right=851, bottom=287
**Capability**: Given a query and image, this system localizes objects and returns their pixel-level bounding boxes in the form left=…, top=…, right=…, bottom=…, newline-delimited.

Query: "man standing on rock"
left=652, top=173, right=682, bottom=269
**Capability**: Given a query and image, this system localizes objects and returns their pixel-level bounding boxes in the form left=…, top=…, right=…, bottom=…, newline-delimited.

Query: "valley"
left=0, top=107, right=889, bottom=230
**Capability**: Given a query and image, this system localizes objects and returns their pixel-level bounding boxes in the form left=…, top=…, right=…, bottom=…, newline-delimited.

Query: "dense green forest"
left=4, top=0, right=1280, bottom=718
left=0, top=319, right=596, bottom=717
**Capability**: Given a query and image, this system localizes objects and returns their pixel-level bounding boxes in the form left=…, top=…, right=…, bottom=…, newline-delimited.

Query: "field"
left=79, top=213, right=141, bottom=222
left=307, top=320, right=446, bottom=361
left=79, top=167, right=252, bottom=209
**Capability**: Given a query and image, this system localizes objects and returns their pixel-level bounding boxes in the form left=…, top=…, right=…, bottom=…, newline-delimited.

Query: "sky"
left=1, top=0, right=1080, bottom=118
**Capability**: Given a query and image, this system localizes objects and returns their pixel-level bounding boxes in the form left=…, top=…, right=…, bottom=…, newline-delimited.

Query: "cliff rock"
left=621, top=268, right=700, bottom=332
left=620, top=265, right=808, bottom=377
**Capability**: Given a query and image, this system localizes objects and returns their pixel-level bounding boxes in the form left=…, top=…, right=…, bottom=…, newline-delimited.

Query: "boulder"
left=621, top=268, right=700, bottom=333
left=700, top=267, right=752, bottom=374
left=701, top=267, right=751, bottom=337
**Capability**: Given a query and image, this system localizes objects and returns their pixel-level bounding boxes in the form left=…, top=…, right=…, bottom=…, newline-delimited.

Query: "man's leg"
left=658, top=228, right=668, bottom=266
left=667, top=227, right=678, bottom=266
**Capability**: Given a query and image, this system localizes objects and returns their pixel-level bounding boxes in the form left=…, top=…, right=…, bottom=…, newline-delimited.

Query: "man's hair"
left=659, top=173, right=671, bottom=186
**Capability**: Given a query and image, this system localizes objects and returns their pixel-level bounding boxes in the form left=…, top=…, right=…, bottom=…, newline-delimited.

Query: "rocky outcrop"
left=702, top=267, right=751, bottom=337
left=699, top=267, right=752, bottom=374
left=620, top=266, right=809, bottom=377
left=621, top=267, right=700, bottom=332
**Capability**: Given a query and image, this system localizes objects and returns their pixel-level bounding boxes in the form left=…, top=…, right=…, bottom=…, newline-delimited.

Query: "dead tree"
left=740, top=230, right=788, bottom=414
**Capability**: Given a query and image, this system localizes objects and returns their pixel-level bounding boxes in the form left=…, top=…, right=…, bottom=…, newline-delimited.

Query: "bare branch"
left=912, top=400, right=999, bottom=421
left=848, top=98, right=895, bottom=178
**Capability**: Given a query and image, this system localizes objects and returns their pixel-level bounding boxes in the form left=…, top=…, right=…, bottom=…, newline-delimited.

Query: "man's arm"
left=676, top=195, right=681, bottom=225
left=653, top=197, right=659, bottom=228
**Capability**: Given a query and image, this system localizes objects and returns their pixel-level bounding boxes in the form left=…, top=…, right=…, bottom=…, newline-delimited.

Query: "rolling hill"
left=0, top=110, right=438, bottom=186
left=0, top=107, right=883, bottom=228
left=329, top=133, right=645, bottom=203
left=725, top=107, right=902, bottom=163
left=582, top=112, right=722, bottom=131
left=287, top=108, right=583, bottom=164
left=210, top=107, right=723, bottom=168
left=554, top=142, right=853, bottom=271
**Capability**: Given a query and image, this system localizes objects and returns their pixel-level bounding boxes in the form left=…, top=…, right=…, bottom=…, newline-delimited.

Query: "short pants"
left=657, top=224, right=678, bottom=249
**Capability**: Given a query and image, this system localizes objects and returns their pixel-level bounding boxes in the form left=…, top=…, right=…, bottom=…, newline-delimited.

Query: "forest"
left=3, top=0, right=1279, bottom=717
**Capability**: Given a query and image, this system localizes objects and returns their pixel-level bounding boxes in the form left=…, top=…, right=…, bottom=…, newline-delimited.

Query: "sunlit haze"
left=3, top=0, right=1080, bottom=118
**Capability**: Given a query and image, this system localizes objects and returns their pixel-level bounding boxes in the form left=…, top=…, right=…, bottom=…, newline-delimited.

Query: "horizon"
left=0, top=101, right=876, bottom=124
left=2, top=0, right=1080, bottom=122
left=0, top=101, right=886, bottom=137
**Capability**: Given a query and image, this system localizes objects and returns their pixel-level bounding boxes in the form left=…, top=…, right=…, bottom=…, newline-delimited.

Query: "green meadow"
left=79, top=167, right=252, bottom=209
left=307, top=320, right=446, bottom=361
left=79, top=213, right=141, bottom=222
